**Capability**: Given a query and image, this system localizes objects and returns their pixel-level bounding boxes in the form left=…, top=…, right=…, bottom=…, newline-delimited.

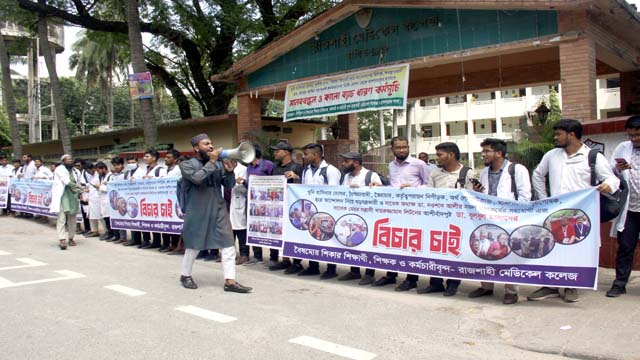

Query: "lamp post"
left=534, top=102, right=551, bottom=126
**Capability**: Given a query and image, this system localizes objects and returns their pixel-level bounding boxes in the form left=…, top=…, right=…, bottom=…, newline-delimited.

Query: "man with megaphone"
left=177, top=133, right=252, bottom=293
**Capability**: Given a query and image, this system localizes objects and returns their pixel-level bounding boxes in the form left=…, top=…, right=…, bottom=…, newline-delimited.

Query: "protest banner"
left=0, top=177, right=9, bottom=209
left=108, top=177, right=182, bottom=234
left=246, top=176, right=287, bottom=249
left=8, top=178, right=57, bottom=216
left=282, top=185, right=600, bottom=289
left=283, top=63, right=409, bottom=122
left=128, top=72, right=154, bottom=100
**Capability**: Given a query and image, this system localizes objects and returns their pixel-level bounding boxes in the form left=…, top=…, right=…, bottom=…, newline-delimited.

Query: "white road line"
left=289, top=336, right=377, bottom=360
left=0, top=270, right=86, bottom=289
left=175, top=305, right=237, bottom=323
left=104, top=284, right=146, bottom=297
left=0, top=276, right=13, bottom=287
left=0, top=250, right=11, bottom=255
left=0, top=258, right=47, bottom=271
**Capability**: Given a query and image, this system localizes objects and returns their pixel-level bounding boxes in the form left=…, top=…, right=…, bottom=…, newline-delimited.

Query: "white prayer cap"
left=60, top=154, right=73, bottom=161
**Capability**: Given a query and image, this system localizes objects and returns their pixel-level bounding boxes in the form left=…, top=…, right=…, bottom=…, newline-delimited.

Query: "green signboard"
left=248, top=8, right=558, bottom=89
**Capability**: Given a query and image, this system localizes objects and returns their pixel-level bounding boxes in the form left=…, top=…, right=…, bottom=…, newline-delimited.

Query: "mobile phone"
left=615, top=158, right=628, bottom=164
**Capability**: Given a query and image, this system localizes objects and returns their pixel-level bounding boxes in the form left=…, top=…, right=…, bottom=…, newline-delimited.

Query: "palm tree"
left=69, top=30, right=129, bottom=133
left=125, top=0, right=156, bottom=148
left=0, top=30, right=23, bottom=157
left=37, top=8, right=72, bottom=154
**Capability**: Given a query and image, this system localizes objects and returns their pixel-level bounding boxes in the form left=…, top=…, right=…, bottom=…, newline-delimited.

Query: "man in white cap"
left=50, top=154, right=82, bottom=250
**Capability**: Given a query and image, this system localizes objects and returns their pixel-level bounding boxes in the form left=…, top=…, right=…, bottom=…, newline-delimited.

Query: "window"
left=606, top=78, right=620, bottom=89
left=421, top=126, right=433, bottom=138
left=446, top=95, right=466, bottom=104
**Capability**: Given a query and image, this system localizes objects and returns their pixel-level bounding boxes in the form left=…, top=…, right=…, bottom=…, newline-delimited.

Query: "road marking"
left=0, top=258, right=47, bottom=271
left=104, top=284, right=146, bottom=297
left=175, top=305, right=236, bottom=323
left=0, top=276, right=13, bottom=287
left=0, top=250, right=11, bottom=255
left=0, top=270, right=86, bottom=289
left=289, top=336, right=377, bottom=360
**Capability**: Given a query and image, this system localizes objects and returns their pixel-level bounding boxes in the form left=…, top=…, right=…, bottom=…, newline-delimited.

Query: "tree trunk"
left=38, top=9, right=72, bottom=154
left=125, top=0, right=156, bottom=148
left=0, top=32, right=23, bottom=157
left=80, top=79, right=90, bottom=135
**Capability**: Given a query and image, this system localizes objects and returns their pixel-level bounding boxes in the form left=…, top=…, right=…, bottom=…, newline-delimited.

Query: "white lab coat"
left=88, top=173, right=104, bottom=219
left=230, top=164, right=247, bottom=230
left=609, top=141, right=639, bottom=237
left=49, top=166, right=81, bottom=213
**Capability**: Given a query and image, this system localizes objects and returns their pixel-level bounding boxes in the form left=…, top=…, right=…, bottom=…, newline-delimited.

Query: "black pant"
left=235, top=229, right=249, bottom=257
left=351, top=267, right=375, bottom=276
left=614, top=211, right=640, bottom=288
left=430, top=277, right=461, bottom=289
left=103, top=217, right=113, bottom=235
left=142, top=232, right=161, bottom=245
left=81, top=206, right=90, bottom=231
left=308, top=261, right=336, bottom=272
left=162, top=233, right=180, bottom=248
left=131, top=231, right=141, bottom=244
left=386, top=272, right=419, bottom=283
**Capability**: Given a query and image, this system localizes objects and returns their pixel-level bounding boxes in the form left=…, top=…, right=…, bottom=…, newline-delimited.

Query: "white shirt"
left=131, top=164, right=166, bottom=179
left=32, top=166, right=53, bottom=180
left=341, top=168, right=380, bottom=187
left=0, top=164, right=12, bottom=177
left=610, top=141, right=640, bottom=235
left=21, top=161, right=37, bottom=179
left=532, top=144, right=620, bottom=199
left=230, top=164, right=247, bottom=230
left=165, top=164, right=182, bottom=178
left=478, top=238, right=491, bottom=256
left=479, top=160, right=532, bottom=201
left=302, top=160, right=341, bottom=185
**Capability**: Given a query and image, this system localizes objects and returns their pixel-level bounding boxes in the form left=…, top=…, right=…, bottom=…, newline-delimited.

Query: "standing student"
left=469, top=138, right=532, bottom=305
left=160, top=149, right=182, bottom=252
left=122, top=156, right=142, bottom=247
left=51, top=154, right=82, bottom=250
left=607, top=115, right=640, bottom=298
left=106, top=157, right=128, bottom=243
left=298, top=143, right=341, bottom=279
left=530, top=119, right=619, bottom=303
left=373, top=136, right=430, bottom=292
left=130, top=150, right=166, bottom=249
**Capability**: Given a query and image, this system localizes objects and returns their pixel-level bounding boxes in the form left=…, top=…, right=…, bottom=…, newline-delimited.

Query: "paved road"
left=0, top=217, right=638, bottom=360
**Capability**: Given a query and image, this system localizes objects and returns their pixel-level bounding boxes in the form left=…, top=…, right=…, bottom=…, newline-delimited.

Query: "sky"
left=11, top=0, right=640, bottom=78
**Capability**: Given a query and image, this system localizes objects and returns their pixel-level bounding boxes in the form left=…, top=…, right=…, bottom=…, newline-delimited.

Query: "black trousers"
left=103, top=217, right=113, bottom=234
left=142, top=232, right=161, bottom=245
left=162, top=233, right=180, bottom=248
left=351, top=267, right=375, bottom=276
left=386, top=272, right=419, bottom=283
left=614, top=211, right=640, bottom=288
left=308, top=261, right=336, bottom=272
left=81, top=206, right=90, bottom=231
left=269, top=249, right=302, bottom=264
left=131, top=231, right=141, bottom=244
left=429, top=277, right=461, bottom=289
left=235, top=229, right=249, bottom=257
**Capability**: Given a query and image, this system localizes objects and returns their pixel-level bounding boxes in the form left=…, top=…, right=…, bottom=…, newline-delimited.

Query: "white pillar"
left=495, top=90, right=503, bottom=136
left=392, top=109, right=398, bottom=137
left=466, top=94, right=475, bottom=169
left=378, top=110, right=386, bottom=146
left=439, top=96, right=447, bottom=140
left=406, top=102, right=414, bottom=146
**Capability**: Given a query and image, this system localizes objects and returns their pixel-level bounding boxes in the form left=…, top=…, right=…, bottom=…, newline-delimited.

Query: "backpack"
left=457, top=166, right=472, bottom=188
left=338, top=169, right=390, bottom=186
left=124, top=167, right=137, bottom=180
left=319, top=166, right=337, bottom=185
left=176, top=176, right=189, bottom=213
left=588, top=149, right=628, bottom=223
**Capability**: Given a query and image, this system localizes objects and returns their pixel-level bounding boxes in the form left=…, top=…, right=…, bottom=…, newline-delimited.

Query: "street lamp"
left=534, top=102, right=551, bottom=126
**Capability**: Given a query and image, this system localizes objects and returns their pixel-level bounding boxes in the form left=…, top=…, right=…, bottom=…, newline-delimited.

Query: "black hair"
left=302, top=143, right=323, bottom=157
left=625, top=115, right=640, bottom=130
left=553, top=119, right=583, bottom=139
left=12, top=159, right=20, bottom=163
left=83, top=161, right=94, bottom=170
left=126, top=156, right=137, bottom=162
left=111, top=157, right=124, bottom=165
left=74, top=158, right=83, bottom=164
left=391, top=136, right=408, bottom=147
left=33, top=157, right=43, bottom=162
left=480, top=138, right=508, bottom=157
left=24, top=153, right=32, bottom=159
left=95, top=162, right=108, bottom=170
left=435, top=142, right=461, bottom=161
left=253, top=143, right=263, bottom=159
left=0, top=155, right=6, bottom=160
left=144, top=149, right=160, bottom=161
left=166, top=149, right=180, bottom=159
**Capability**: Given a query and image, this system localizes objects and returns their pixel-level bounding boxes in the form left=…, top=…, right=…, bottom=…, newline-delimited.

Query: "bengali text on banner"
left=0, top=177, right=9, bottom=209
left=108, top=177, right=183, bottom=234
left=273, top=185, right=600, bottom=289
left=283, top=63, right=409, bottom=122
left=8, top=178, right=57, bottom=216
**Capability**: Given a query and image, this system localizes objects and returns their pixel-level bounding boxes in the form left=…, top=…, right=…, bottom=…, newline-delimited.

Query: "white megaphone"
left=220, top=142, right=256, bottom=165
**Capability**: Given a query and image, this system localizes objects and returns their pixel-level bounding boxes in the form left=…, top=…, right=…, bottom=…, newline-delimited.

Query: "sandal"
left=59, top=240, right=67, bottom=250
left=68, top=239, right=77, bottom=246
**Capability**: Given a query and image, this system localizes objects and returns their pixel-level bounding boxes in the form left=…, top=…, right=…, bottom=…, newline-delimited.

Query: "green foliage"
left=508, top=88, right=562, bottom=173
left=358, top=110, right=392, bottom=153
left=0, top=107, right=12, bottom=148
